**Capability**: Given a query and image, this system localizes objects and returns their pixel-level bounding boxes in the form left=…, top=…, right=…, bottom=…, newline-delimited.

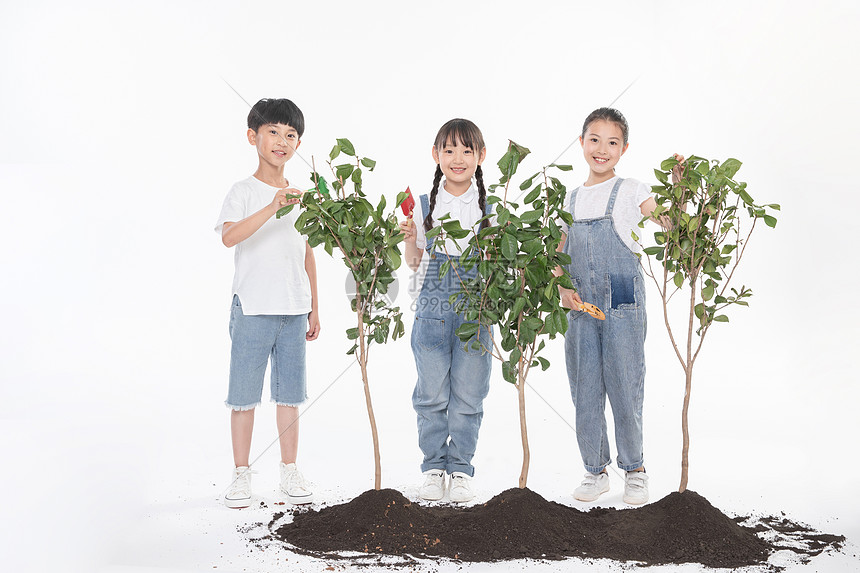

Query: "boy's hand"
left=306, top=309, right=320, bottom=341
left=399, top=217, right=417, bottom=244
left=559, top=287, right=582, bottom=311
left=271, top=187, right=303, bottom=212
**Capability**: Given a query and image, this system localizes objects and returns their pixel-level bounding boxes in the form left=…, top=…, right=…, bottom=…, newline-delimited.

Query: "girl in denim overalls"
left=559, top=108, right=671, bottom=505
left=399, top=119, right=494, bottom=503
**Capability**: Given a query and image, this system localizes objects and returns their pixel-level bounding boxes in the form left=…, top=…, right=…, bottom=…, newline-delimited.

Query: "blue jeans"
left=411, top=252, right=492, bottom=477
left=226, top=295, right=308, bottom=409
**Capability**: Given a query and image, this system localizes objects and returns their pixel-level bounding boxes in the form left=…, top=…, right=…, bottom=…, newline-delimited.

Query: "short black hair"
left=247, top=98, right=305, bottom=137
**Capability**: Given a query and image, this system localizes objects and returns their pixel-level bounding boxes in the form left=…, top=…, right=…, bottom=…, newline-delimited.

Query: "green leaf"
left=523, top=185, right=542, bottom=203
left=519, top=209, right=542, bottom=224
left=346, top=327, right=359, bottom=340
left=763, top=214, right=777, bottom=228
left=383, top=247, right=401, bottom=270
left=335, top=163, right=354, bottom=181
left=361, top=157, right=377, bottom=171
left=713, top=315, right=729, bottom=323
left=329, top=144, right=340, bottom=161
left=276, top=203, right=295, bottom=218
left=457, top=322, right=479, bottom=340
left=721, top=158, right=742, bottom=178
left=337, top=138, right=355, bottom=156
left=519, top=174, right=537, bottom=191
left=673, top=271, right=684, bottom=288
left=660, top=157, right=678, bottom=171
left=501, top=233, right=517, bottom=260
left=643, top=246, right=663, bottom=256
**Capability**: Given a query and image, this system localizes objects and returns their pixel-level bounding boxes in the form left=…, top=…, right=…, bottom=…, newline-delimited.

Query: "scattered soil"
left=262, top=488, right=844, bottom=569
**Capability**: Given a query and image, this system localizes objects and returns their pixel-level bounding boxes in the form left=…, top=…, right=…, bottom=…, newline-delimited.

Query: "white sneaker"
left=224, top=466, right=252, bottom=509
left=573, top=471, right=610, bottom=502
left=448, top=472, right=475, bottom=503
left=623, top=470, right=649, bottom=505
left=419, top=469, right=445, bottom=501
left=279, top=462, right=313, bottom=505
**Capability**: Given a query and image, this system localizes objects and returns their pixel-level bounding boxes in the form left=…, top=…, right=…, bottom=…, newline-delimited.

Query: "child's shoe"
left=419, top=469, right=445, bottom=501
left=224, top=466, right=252, bottom=508
left=623, top=470, right=649, bottom=505
left=573, top=471, right=610, bottom=502
left=448, top=472, right=475, bottom=503
left=279, top=462, right=313, bottom=505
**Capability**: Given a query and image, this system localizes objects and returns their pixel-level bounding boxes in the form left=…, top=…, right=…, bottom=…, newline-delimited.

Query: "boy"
left=215, top=98, right=320, bottom=508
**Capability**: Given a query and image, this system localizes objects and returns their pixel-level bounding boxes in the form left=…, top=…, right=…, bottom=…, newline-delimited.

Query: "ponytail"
left=424, top=164, right=443, bottom=233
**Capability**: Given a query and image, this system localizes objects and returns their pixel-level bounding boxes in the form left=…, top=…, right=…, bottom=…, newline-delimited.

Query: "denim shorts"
left=226, top=295, right=308, bottom=409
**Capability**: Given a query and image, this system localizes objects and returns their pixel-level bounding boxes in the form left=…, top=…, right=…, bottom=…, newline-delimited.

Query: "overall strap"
left=419, top=193, right=433, bottom=253
left=604, top=178, right=625, bottom=216
left=568, top=188, right=580, bottom=220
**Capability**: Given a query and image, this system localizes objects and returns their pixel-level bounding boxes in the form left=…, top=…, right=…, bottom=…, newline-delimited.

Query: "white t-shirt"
left=569, top=176, right=653, bottom=253
left=408, top=178, right=495, bottom=299
left=215, top=176, right=312, bottom=315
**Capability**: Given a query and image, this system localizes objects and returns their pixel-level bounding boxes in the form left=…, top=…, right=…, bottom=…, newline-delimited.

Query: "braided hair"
left=424, top=118, right=488, bottom=233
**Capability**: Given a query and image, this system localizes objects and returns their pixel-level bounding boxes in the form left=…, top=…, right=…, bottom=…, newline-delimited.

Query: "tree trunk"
left=679, top=366, right=692, bottom=493
left=517, top=369, right=530, bottom=489
left=356, top=303, right=382, bottom=490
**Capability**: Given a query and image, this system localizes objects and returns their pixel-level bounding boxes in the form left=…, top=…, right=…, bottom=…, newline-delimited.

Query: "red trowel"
left=400, top=186, right=415, bottom=218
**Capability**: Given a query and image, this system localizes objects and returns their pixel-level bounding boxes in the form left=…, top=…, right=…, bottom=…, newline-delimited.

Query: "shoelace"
left=228, top=468, right=253, bottom=496
left=285, top=469, right=308, bottom=493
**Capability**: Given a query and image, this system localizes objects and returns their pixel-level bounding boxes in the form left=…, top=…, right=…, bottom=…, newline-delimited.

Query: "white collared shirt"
left=408, top=178, right=495, bottom=298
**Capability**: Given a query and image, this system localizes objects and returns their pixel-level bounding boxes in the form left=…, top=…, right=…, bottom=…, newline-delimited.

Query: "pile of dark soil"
left=265, top=487, right=844, bottom=568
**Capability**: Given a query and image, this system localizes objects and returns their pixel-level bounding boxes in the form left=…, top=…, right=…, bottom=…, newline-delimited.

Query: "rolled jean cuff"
left=617, top=459, right=645, bottom=472
left=584, top=461, right=611, bottom=475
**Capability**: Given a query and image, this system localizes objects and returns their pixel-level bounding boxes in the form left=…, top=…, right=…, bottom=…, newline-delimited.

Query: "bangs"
left=435, top=118, right=484, bottom=151
left=248, top=98, right=305, bottom=137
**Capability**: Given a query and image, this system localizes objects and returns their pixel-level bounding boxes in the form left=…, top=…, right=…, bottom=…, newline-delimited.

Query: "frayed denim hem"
left=272, top=398, right=306, bottom=408
left=226, top=401, right=260, bottom=411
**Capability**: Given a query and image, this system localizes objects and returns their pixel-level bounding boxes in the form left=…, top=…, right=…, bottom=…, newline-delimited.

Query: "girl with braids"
left=399, top=118, right=494, bottom=503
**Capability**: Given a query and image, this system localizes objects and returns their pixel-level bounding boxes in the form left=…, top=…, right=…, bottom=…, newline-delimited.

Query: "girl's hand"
left=399, top=217, right=417, bottom=244
left=671, top=154, right=686, bottom=184
left=559, top=287, right=582, bottom=311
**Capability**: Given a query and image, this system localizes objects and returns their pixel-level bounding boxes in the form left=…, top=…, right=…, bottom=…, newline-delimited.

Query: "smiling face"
left=580, top=119, right=629, bottom=185
left=248, top=123, right=301, bottom=170
left=432, top=136, right=486, bottom=195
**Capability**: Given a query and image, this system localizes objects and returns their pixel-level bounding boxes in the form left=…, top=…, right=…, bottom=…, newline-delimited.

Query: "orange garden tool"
left=579, top=301, right=606, bottom=320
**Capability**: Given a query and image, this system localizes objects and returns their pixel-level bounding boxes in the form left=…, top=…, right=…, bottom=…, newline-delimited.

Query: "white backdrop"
left=2, top=1, right=859, bottom=572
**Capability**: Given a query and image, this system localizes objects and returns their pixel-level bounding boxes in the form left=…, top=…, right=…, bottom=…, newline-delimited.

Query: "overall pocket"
left=608, top=274, right=643, bottom=317
left=414, top=317, right=445, bottom=352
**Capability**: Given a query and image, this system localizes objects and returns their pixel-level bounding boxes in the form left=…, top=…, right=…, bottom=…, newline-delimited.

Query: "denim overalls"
left=564, top=178, right=647, bottom=474
left=410, top=193, right=493, bottom=477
